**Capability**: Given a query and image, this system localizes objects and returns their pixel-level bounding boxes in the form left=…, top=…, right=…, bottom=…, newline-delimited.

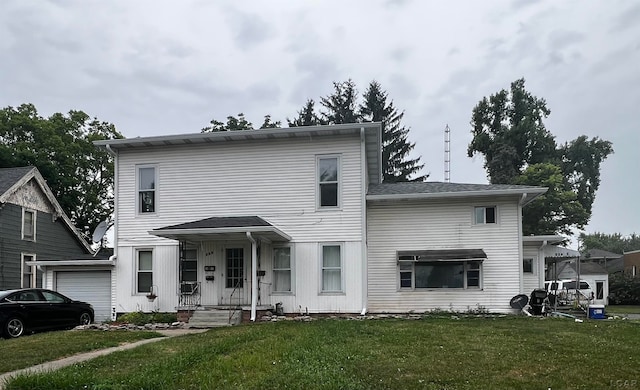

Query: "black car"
left=0, top=288, right=94, bottom=338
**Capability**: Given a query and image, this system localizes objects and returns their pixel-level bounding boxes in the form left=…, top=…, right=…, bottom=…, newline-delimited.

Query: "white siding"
left=367, top=196, right=523, bottom=313
left=522, top=244, right=542, bottom=294
left=116, top=135, right=364, bottom=245
left=112, top=134, right=366, bottom=314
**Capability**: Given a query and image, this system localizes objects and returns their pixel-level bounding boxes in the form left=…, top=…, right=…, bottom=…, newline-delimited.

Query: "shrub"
left=608, top=273, right=640, bottom=305
left=117, top=311, right=178, bottom=325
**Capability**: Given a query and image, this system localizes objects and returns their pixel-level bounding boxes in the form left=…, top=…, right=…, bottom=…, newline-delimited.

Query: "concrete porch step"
left=187, top=309, right=241, bottom=328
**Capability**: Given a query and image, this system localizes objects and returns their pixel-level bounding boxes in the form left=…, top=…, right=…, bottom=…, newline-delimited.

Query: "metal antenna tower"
left=444, top=124, right=451, bottom=183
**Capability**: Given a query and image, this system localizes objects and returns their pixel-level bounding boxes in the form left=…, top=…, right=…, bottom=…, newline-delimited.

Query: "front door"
left=595, top=280, right=607, bottom=305
left=221, top=247, right=248, bottom=306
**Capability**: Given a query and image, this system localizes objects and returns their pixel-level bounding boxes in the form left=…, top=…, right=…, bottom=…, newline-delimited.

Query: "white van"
left=544, top=279, right=594, bottom=305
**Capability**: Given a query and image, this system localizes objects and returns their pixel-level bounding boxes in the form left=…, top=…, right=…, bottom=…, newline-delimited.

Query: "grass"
left=606, top=305, right=640, bottom=315
left=4, top=316, right=640, bottom=389
left=0, top=330, right=162, bottom=374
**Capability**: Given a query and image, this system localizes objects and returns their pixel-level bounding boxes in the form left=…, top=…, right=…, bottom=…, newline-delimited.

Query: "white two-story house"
left=94, top=123, right=546, bottom=321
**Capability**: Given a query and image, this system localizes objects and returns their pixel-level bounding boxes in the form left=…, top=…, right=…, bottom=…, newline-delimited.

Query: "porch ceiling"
left=149, top=216, right=291, bottom=243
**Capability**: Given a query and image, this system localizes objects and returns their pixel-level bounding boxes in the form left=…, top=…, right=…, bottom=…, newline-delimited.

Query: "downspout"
left=106, top=144, right=118, bottom=321
left=360, top=127, right=368, bottom=315
left=539, top=240, right=548, bottom=289
left=518, top=193, right=526, bottom=293
left=246, top=232, right=258, bottom=321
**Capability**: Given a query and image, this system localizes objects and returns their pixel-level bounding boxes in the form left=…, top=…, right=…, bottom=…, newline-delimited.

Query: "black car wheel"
left=4, top=317, right=25, bottom=338
left=79, top=311, right=92, bottom=325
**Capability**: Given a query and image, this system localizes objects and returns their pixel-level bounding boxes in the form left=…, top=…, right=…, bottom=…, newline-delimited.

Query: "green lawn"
left=606, top=305, right=640, bottom=315
left=0, top=330, right=162, bottom=374
left=4, top=316, right=640, bottom=390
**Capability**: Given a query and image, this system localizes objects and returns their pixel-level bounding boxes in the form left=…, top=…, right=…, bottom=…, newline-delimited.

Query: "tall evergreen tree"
left=287, top=99, right=326, bottom=127
left=360, top=81, right=426, bottom=182
left=320, top=79, right=362, bottom=124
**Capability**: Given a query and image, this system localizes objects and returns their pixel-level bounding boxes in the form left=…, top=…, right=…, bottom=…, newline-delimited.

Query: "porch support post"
left=246, top=232, right=258, bottom=321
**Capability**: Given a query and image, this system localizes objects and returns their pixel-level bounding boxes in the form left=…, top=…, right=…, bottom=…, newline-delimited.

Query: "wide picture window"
left=398, top=250, right=484, bottom=289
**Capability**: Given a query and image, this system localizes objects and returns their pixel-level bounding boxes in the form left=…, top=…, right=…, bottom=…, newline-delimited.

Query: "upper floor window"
left=22, top=209, right=36, bottom=241
left=317, top=156, right=340, bottom=208
left=138, top=166, right=156, bottom=213
left=137, top=249, right=153, bottom=294
left=273, top=247, right=292, bottom=293
left=474, top=206, right=496, bottom=224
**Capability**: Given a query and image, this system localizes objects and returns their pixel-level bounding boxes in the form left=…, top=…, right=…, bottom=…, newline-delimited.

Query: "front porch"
left=150, top=216, right=291, bottom=322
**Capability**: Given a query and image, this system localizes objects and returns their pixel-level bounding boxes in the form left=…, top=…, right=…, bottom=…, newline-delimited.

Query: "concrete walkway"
left=0, top=329, right=207, bottom=389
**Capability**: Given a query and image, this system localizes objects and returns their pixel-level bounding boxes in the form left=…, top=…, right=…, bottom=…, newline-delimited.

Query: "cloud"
left=224, top=8, right=276, bottom=50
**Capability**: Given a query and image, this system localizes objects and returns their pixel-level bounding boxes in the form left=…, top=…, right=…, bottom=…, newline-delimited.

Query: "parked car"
left=544, top=279, right=594, bottom=305
left=0, top=288, right=94, bottom=338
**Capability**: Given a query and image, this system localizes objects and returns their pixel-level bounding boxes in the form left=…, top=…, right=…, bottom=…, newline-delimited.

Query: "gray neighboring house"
left=582, top=248, right=624, bottom=274
left=0, top=166, right=91, bottom=289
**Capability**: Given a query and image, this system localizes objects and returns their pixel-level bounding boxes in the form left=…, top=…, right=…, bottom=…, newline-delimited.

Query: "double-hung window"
left=273, top=247, right=292, bottom=293
left=138, top=166, right=156, bottom=213
left=22, top=209, right=36, bottom=240
left=523, top=258, right=534, bottom=273
left=21, top=254, right=36, bottom=288
left=317, top=156, right=340, bottom=208
left=137, top=250, right=153, bottom=294
left=321, top=244, right=342, bottom=293
left=398, top=251, right=484, bottom=289
left=474, top=206, right=496, bottom=224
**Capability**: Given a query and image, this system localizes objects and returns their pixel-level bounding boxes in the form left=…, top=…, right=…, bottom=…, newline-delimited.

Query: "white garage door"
left=56, top=271, right=111, bottom=323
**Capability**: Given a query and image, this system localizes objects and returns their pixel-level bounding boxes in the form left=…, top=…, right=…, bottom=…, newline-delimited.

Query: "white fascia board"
left=149, top=226, right=292, bottom=241
left=25, top=260, right=115, bottom=267
left=94, top=123, right=382, bottom=149
left=366, top=188, right=548, bottom=202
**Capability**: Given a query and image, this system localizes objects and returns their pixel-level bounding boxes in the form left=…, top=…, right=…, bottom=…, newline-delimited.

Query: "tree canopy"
left=289, top=79, right=425, bottom=181
left=579, top=232, right=640, bottom=254
left=0, top=103, right=123, bottom=239
left=468, top=78, right=613, bottom=236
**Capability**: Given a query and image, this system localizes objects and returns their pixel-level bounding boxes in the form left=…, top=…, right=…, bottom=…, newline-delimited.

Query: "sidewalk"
left=0, top=329, right=207, bottom=389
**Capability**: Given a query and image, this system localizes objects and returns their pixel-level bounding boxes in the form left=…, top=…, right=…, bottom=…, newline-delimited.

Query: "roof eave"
left=149, top=226, right=292, bottom=242
left=366, top=188, right=548, bottom=202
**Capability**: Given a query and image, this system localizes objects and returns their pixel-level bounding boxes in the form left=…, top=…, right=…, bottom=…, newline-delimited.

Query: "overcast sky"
left=1, top=0, right=638, bottom=244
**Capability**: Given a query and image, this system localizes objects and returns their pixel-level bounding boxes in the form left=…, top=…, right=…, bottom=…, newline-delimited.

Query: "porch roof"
left=149, top=216, right=291, bottom=243
left=397, top=249, right=487, bottom=262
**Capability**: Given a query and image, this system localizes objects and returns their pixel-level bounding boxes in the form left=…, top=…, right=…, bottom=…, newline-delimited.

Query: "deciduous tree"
left=0, top=103, right=123, bottom=239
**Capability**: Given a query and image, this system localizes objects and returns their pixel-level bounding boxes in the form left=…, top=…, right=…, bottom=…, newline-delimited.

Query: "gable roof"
left=150, top=216, right=291, bottom=243
left=367, top=182, right=547, bottom=205
left=562, top=261, right=608, bottom=275
left=0, top=166, right=35, bottom=195
left=95, top=122, right=384, bottom=184
left=583, top=248, right=622, bottom=260
left=0, top=166, right=92, bottom=253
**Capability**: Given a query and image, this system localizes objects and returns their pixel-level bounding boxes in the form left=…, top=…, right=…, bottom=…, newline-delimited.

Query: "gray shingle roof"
left=565, top=261, right=608, bottom=275
left=0, top=166, right=35, bottom=196
left=155, top=216, right=272, bottom=231
left=367, top=181, right=544, bottom=196
left=583, top=249, right=622, bottom=259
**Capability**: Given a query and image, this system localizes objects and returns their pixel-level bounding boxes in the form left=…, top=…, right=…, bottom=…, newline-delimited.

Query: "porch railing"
left=228, top=280, right=242, bottom=324
left=179, top=281, right=201, bottom=308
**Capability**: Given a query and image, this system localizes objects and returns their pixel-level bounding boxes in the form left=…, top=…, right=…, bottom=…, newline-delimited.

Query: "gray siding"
left=0, top=203, right=89, bottom=289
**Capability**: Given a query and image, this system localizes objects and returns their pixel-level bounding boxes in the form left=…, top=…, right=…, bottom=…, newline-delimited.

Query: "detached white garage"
left=56, top=271, right=111, bottom=322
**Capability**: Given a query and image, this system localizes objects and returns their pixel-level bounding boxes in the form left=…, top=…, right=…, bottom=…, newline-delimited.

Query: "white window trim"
left=397, top=257, right=483, bottom=291
left=319, top=242, right=344, bottom=295
left=272, top=245, right=294, bottom=295
left=22, top=208, right=36, bottom=241
left=473, top=205, right=498, bottom=225
left=316, top=155, right=342, bottom=210
left=135, top=248, right=153, bottom=295
left=21, top=253, right=36, bottom=288
left=136, top=164, right=158, bottom=215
